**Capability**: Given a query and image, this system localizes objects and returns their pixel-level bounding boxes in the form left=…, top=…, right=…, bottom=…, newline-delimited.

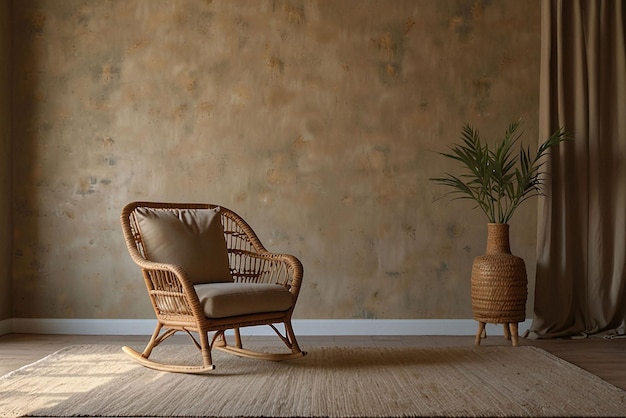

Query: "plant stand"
left=471, top=223, right=527, bottom=346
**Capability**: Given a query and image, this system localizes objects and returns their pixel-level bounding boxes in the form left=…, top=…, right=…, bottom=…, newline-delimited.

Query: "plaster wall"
left=11, top=0, right=541, bottom=320
left=0, top=1, right=12, bottom=320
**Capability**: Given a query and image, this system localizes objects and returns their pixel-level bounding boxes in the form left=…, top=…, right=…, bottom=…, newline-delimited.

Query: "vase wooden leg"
left=475, top=321, right=486, bottom=346
left=503, top=323, right=511, bottom=340
left=509, top=323, right=519, bottom=347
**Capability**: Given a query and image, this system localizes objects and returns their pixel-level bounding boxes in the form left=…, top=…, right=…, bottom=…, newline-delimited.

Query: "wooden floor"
left=1, top=333, right=625, bottom=390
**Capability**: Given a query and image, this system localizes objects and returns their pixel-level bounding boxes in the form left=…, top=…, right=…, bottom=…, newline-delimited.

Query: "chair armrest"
left=130, top=258, right=205, bottom=318
left=229, top=250, right=304, bottom=301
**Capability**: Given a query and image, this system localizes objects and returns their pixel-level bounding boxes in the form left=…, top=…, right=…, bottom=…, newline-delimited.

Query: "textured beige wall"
left=11, top=0, right=541, bottom=320
left=0, top=1, right=12, bottom=320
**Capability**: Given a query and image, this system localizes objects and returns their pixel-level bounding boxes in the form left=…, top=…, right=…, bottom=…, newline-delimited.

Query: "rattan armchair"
left=120, top=201, right=306, bottom=373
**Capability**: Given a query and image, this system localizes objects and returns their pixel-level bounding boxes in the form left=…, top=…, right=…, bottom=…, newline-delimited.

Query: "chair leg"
left=199, top=331, right=213, bottom=368
left=284, top=319, right=302, bottom=354
left=141, top=322, right=164, bottom=358
left=233, top=327, right=243, bottom=349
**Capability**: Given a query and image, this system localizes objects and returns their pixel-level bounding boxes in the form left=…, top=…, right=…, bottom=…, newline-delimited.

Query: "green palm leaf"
left=430, top=121, right=570, bottom=224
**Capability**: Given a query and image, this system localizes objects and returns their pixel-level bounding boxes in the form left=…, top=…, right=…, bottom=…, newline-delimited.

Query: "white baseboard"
left=0, top=318, right=11, bottom=336
left=291, top=319, right=532, bottom=336
left=5, top=318, right=532, bottom=337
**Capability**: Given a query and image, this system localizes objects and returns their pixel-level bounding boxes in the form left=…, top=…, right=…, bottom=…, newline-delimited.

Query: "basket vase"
left=471, top=223, right=527, bottom=346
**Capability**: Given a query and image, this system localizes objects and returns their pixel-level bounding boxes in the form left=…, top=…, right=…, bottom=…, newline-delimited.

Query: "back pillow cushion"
left=134, top=207, right=233, bottom=284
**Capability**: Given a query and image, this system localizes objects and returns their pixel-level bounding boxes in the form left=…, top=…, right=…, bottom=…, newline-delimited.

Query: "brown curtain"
left=528, top=0, right=626, bottom=338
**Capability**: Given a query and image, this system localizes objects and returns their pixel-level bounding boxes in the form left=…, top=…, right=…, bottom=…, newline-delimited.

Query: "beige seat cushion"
left=134, top=207, right=233, bottom=284
left=194, top=282, right=293, bottom=318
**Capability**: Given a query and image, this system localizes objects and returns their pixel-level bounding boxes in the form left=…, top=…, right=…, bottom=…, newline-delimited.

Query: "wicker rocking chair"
left=120, top=201, right=306, bottom=374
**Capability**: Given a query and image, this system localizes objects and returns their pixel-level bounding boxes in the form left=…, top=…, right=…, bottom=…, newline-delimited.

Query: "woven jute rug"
left=0, top=344, right=625, bottom=417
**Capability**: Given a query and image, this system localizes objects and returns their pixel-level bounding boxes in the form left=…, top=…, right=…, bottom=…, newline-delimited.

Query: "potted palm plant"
left=430, top=120, right=568, bottom=346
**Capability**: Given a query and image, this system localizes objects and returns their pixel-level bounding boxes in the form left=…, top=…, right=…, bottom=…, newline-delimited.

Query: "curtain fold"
left=529, top=0, right=626, bottom=338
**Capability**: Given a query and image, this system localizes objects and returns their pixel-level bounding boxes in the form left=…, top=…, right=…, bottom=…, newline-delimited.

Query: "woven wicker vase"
left=471, top=223, right=527, bottom=346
